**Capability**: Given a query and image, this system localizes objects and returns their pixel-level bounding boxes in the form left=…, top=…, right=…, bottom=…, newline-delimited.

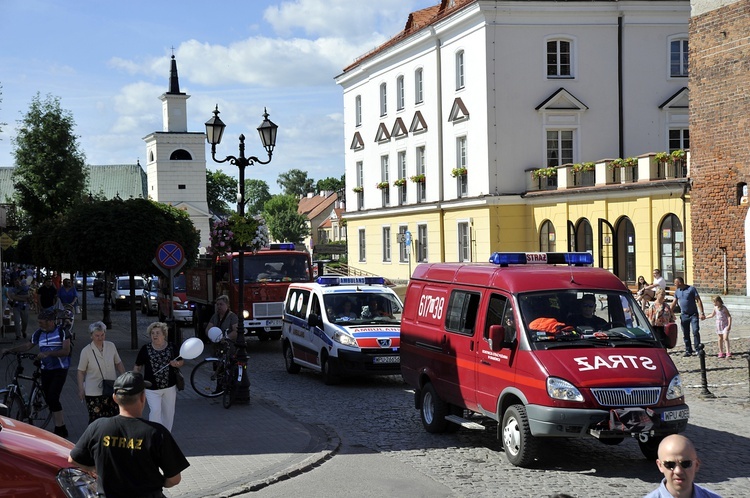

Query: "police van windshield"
left=323, top=293, right=402, bottom=325
left=518, top=291, right=659, bottom=348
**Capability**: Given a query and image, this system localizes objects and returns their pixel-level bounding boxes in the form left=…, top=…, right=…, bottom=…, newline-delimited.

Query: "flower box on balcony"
left=609, top=157, right=638, bottom=169
left=352, top=186, right=363, bottom=193
left=450, top=167, right=467, bottom=178
left=410, top=174, right=426, bottom=184
left=531, top=167, right=557, bottom=180
left=392, top=178, right=407, bottom=187
left=376, top=181, right=390, bottom=190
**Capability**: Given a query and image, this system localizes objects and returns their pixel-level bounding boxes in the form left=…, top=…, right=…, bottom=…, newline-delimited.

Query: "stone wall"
left=689, top=0, right=750, bottom=295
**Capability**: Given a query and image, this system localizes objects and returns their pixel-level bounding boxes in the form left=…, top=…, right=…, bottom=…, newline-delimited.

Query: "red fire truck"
left=186, top=244, right=313, bottom=341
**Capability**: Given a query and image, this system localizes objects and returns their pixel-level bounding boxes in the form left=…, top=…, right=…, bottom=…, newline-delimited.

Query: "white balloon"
left=179, top=337, right=205, bottom=360
left=207, top=327, right=223, bottom=343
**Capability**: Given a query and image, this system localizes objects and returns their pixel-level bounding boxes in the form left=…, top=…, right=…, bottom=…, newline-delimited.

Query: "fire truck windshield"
left=232, top=253, right=310, bottom=283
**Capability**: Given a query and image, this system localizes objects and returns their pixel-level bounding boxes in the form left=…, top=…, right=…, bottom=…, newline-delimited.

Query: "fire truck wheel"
left=420, top=382, right=449, bottom=433
left=501, top=404, right=538, bottom=467
left=638, top=435, right=664, bottom=461
left=283, top=342, right=301, bottom=374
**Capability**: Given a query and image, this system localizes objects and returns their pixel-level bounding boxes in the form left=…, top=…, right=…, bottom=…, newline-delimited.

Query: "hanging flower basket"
left=450, top=167, right=467, bottom=178
left=352, top=186, right=364, bottom=193
left=532, top=167, right=557, bottom=180
left=208, top=214, right=269, bottom=257
left=376, top=181, right=390, bottom=190
left=572, top=162, right=595, bottom=173
left=654, top=152, right=672, bottom=164
left=393, top=178, right=407, bottom=187
left=410, top=174, right=426, bottom=184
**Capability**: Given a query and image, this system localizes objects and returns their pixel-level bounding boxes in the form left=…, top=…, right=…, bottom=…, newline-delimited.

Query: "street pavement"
left=1, top=308, right=749, bottom=497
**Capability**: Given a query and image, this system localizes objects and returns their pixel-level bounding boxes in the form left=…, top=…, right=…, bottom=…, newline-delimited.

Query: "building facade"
left=336, top=0, right=691, bottom=283
left=689, top=0, right=750, bottom=295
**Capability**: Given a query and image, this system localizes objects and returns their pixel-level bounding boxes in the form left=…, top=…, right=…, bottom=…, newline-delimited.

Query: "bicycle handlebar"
left=2, top=351, right=39, bottom=362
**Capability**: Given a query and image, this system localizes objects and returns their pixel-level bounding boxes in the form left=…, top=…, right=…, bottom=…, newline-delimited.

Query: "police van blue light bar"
left=316, top=276, right=386, bottom=286
left=489, top=252, right=594, bottom=267
left=269, top=243, right=296, bottom=250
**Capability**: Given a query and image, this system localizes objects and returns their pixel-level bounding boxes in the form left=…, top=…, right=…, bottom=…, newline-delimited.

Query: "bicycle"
left=190, top=334, right=246, bottom=409
left=0, top=352, right=52, bottom=428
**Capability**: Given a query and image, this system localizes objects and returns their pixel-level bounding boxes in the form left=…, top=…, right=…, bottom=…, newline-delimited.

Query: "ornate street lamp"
left=205, top=105, right=278, bottom=404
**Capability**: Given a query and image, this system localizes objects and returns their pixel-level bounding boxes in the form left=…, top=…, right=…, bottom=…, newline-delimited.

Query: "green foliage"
left=277, top=168, right=315, bottom=197
left=262, top=194, right=309, bottom=243
left=12, top=93, right=88, bottom=228
left=244, top=179, right=271, bottom=216
left=206, top=170, right=237, bottom=217
left=316, top=175, right=345, bottom=194
left=572, top=162, right=595, bottom=173
left=226, top=213, right=268, bottom=252
left=654, top=152, right=672, bottom=164
left=532, top=167, right=557, bottom=180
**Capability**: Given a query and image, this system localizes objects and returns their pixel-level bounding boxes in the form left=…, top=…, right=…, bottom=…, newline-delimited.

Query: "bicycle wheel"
left=222, top=364, right=236, bottom=409
left=190, top=359, right=224, bottom=398
left=27, top=385, right=52, bottom=429
left=1, top=389, right=26, bottom=422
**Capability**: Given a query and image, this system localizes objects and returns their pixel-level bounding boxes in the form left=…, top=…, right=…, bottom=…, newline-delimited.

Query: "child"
left=705, top=295, right=732, bottom=358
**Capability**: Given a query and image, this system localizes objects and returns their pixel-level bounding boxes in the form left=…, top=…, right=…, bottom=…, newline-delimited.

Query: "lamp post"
left=205, top=105, right=278, bottom=404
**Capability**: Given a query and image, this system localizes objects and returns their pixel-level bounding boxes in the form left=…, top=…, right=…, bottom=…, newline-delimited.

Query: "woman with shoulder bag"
left=77, top=322, right=126, bottom=423
left=646, top=288, right=676, bottom=348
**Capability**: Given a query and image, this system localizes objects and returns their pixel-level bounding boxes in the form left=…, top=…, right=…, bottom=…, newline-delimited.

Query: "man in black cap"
left=2, top=308, right=72, bottom=437
left=69, top=371, right=190, bottom=498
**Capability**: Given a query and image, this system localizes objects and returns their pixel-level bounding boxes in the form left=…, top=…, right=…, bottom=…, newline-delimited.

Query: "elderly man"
left=644, top=434, right=721, bottom=498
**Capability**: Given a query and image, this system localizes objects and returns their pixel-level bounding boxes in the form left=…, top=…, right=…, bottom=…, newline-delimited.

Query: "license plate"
left=662, top=408, right=689, bottom=422
left=267, top=320, right=282, bottom=327
left=374, top=356, right=400, bottom=364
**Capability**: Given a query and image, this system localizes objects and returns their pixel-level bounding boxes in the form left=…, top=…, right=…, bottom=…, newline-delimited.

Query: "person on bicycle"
left=1, top=308, right=72, bottom=437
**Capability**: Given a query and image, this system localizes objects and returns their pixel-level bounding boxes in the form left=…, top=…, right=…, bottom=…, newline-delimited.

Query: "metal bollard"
left=744, top=351, right=750, bottom=399
left=696, top=343, right=715, bottom=398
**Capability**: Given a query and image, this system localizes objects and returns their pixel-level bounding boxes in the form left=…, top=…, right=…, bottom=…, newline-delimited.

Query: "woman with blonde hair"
left=646, top=288, right=675, bottom=348
left=134, top=322, right=183, bottom=431
left=77, top=321, right=126, bottom=423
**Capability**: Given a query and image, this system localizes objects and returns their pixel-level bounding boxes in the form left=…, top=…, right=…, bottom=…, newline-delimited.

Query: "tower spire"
left=168, top=54, right=183, bottom=95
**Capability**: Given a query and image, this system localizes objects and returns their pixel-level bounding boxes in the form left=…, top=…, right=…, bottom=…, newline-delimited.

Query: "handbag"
left=174, top=367, right=185, bottom=391
left=92, top=346, right=115, bottom=397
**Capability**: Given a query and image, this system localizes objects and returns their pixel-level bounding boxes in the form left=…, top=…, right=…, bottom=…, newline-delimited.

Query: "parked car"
left=157, top=273, right=194, bottom=326
left=0, top=411, right=98, bottom=497
left=111, top=275, right=146, bottom=311
left=74, top=272, right=96, bottom=291
left=141, top=276, right=159, bottom=316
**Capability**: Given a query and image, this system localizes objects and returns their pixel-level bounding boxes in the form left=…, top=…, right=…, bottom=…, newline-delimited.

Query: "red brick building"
left=689, top=0, right=750, bottom=295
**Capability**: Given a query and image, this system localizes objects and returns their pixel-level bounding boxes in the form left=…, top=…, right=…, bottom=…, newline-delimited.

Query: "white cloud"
left=112, top=82, right=163, bottom=134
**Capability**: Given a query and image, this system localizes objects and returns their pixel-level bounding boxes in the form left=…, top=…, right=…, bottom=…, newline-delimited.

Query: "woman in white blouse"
left=77, top=321, right=126, bottom=423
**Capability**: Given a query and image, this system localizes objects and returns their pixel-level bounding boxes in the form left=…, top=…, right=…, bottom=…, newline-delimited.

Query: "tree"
left=12, top=93, right=88, bottom=228
left=263, top=194, right=309, bottom=243
left=316, top=175, right=345, bottom=194
left=206, top=169, right=237, bottom=217
left=244, top=179, right=271, bottom=216
left=277, top=169, right=314, bottom=197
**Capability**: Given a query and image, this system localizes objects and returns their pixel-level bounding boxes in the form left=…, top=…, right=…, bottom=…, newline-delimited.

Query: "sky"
left=0, top=0, right=437, bottom=193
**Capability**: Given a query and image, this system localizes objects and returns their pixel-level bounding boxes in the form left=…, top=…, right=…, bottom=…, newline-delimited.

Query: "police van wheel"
left=283, top=343, right=301, bottom=374
left=420, top=383, right=449, bottom=433
left=501, top=404, right=537, bottom=467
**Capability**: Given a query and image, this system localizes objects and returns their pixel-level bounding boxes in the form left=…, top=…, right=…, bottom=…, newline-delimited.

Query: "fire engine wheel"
left=283, top=343, right=301, bottom=374
left=420, top=383, right=449, bottom=433
left=501, top=404, right=538, bottom=467
left=638, top=435, right=664, bottom=461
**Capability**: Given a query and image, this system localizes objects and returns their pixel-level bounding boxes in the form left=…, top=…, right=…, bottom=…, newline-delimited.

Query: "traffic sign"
left=0, top=232, right=13, bottom=250
left=405, top=231, right=412, bottom=247
left=156, top=241, right=185, bottom=269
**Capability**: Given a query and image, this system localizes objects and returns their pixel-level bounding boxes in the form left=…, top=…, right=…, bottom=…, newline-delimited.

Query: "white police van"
left=281, top=276, right=403, bottom=384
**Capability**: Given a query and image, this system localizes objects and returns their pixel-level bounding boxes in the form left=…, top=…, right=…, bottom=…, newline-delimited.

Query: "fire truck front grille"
left=591, top=387, right=661, bottom=407
left=253, top=301, right=283, bottom=318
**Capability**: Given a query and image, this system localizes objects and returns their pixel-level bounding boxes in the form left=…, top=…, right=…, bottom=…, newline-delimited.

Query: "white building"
left=335, top=0, right=690, bottom=280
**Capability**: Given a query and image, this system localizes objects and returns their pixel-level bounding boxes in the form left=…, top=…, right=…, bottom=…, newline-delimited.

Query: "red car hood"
left=0, top=415, right=73, bottom=469
left=533, top=347, right=677, bottom=388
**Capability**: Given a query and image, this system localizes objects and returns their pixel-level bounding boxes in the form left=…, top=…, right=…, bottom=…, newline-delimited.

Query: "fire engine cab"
left=400, top=252, right=689, bottom=467
left=282, top=276, right=403, bottom=384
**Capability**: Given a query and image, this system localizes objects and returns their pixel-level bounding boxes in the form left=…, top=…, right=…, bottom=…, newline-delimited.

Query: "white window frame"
left=379, top=82, right=387, bottom=116
left=669, top=128, right=689, bottom=152
left=668, top=36, right=689, bottom=78
left=458, top=221, right=471, bottom=262
left=414, top=68, right=423, bottom=104
left=396, top=75, right=405, bottom=111
left=398, top=225, right=409, bottom=263
left=546, top=129, right=574, bottom=167
left=397, top=150, right=407, bottom=205
left=355, top=95, right=362, bottom=127
left=455, top=50, right=465, bottom=90
left=358, top=228, right=366, bottom=262
left=416, top=146, right=426, bottom=202
left=456, top=136, right=468, bottom=197
left=381, top=155, right=390, bottom=207
left=417, top=224, right=428, bottom=262
left=382, top=226, right=391, bottom=262
left=356, top=161, right=364, bottom=210
left=546, top=37, right=574, bottom=79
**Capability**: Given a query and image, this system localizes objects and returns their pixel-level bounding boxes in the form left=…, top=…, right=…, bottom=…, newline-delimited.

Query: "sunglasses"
left=662, top=460, right=693, bottom=470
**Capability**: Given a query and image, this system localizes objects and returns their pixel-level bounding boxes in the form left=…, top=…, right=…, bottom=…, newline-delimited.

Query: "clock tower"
left=143, top=55, right=211, bottom=253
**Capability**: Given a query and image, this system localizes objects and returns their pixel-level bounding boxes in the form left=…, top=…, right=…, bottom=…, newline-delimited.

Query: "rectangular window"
left=445, top=290, right=481, bottom=335
left=546, top=130, right=573, bottom=166
left=415, top=68, right=423, bottom=104
left=547, top=40, right=571, bottom=78
left=380, top=83, right=387, bottom=116
left=670, top=39, right=689, bottom=77
left=382, top=227, right=391, bottom=262
left=355, top=95, right=362, bottom=127
left=356, top=161, right=364, bottom=210
left=398, top=151, right=407, bottom=205
left=669, top=129, right=689, bottom=151
left=399, top=226, right=408, bottom=263
left=417, top=224, right=428, bottom=262
left=455, top=51, right=465, bottom=90
left=456, top=136, right=467, bottom=197
left=358, top=229, right=366, bottom=262
left=416, top=146, right=426, bottom=203
left=381, top=155, right=390, bottom=207
left=396, top=76, right=405, bottom=111
left=458, top=222, right=470, bottom=262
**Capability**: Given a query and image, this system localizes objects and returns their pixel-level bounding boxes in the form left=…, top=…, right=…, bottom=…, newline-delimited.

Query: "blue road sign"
left=405, top=231, right=412, bottom=246
left=156, top=241, right=185, bottom=269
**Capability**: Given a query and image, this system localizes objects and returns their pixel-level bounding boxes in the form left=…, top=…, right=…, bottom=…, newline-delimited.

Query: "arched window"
left=539, top=220, right=556, bottom=252
left=575, top=219, right=593, bottom=255
left=170, top=149, right=192, bottom=160
left=615, top=217, right=636, bottom=282
left=659, top=214, right=684, bottom=282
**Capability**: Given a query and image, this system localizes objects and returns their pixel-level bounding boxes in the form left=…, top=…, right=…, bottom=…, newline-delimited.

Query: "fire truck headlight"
left=666, top=374, right=684, bottom=400
left=332, top=331, right=358, bottom=347
left=243, top=310, right=250, bottom=319
left=547, top=377, right=583, bottom=402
